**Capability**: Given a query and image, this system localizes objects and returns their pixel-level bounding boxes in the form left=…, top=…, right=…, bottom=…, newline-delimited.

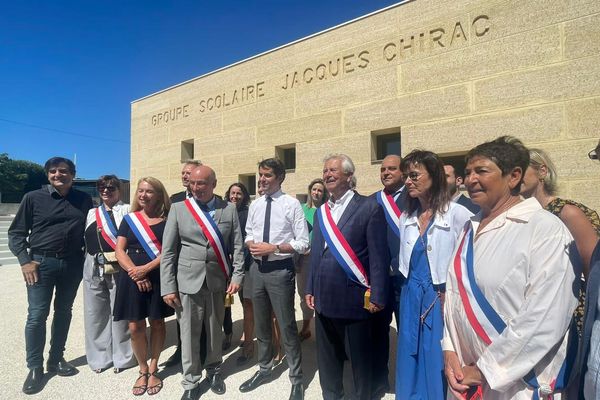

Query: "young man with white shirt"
left=239, top=158, right=309, bottom=400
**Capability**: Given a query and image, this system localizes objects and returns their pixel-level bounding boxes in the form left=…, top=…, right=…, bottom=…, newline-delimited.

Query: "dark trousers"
left=26, top=253, right=84, bottom=368
left=315, top=312, right=373, bottom=400
left=253, top=262, right=302, bottom=384
left=371, top=274, right=403, bottom=397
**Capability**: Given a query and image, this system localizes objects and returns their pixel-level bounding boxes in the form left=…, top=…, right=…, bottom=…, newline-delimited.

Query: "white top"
left=327, top=189, right=355, bottom=224
left=398, top=201, right=473, bottom=285
left=85, top=201, right=130, bottom=230
left=442, top=198, right=579, bottom=399
left=245, top=189, right=310, bottom=260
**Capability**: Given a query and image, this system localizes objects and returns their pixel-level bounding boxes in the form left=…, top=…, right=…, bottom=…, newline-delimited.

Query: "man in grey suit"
left=161, top=165, right=244, bottom=400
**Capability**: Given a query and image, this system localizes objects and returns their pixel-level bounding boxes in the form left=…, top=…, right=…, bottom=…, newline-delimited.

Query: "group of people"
left=7, top=135, right=600, bottom=400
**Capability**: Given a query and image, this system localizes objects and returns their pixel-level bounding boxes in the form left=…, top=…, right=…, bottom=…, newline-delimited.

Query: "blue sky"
left=0, top=0, right=400, bottom=180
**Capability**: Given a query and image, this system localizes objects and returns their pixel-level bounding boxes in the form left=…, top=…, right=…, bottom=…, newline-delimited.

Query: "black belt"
left=255, top=258, right=294, bottom=270
left=30, top=250, right=77, bottom=259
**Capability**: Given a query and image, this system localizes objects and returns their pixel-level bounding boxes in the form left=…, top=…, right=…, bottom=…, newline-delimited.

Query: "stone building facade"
left=131, top=0, right=600, bottom=209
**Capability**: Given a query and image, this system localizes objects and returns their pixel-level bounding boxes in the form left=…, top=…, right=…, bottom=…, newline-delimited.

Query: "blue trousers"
left=26, top=253, right=84, bottom=368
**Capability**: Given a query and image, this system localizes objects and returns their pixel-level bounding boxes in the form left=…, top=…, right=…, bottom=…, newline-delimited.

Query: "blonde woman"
left=113, top=177, right=173, bottom=396
left=521, top=148, right=599, bottom=279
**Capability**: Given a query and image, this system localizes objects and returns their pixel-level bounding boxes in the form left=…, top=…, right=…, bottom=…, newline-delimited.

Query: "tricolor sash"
left=376, top=189, right=402, bottom=238
left=123, top=212, right=162, bottom=260
left=453, top=224, right=574, bottom=399
left=317, top=204, right=369, bottom=289
left=95, top=206, right=118, bottom=250
left=184, top=199, right=230, bottom=280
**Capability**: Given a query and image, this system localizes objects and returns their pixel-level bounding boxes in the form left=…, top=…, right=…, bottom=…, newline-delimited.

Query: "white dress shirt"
left=323, top=189, right=355, bottom=249
left=245, top=189, right=310, bottom=260
left=442, top=198, right=579, bottom=399
left=398, top=201, right=473, bottom=285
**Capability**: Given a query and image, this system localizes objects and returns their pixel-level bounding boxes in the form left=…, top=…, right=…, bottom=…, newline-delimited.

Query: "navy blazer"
left=369, top=189, right=406, bottom=274
left=307, top=192, right=390, bottom=320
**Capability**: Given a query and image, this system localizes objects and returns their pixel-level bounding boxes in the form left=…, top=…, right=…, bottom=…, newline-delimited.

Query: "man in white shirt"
left=239, top=158, right=309, bottom=400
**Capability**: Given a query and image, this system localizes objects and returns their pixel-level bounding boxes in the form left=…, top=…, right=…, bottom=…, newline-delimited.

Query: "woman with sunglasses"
left=395, top=150, right=473, bottom=399
left=83, top=175, right=135, bottom=374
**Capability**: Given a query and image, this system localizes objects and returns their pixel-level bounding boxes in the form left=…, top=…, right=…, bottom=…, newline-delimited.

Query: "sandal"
left=147, top=371, right=164, bottom=396
left=132, top=371, right=149, bottom=396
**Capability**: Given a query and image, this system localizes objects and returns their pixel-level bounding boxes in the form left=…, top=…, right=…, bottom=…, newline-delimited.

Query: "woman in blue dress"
left=396, top=150, right=473, bottom=399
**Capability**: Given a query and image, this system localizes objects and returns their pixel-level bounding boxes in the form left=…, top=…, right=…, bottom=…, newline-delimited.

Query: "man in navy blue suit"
left=370, top=154, right=406, bottom=398
left=306, top=154, right=390, bottom=400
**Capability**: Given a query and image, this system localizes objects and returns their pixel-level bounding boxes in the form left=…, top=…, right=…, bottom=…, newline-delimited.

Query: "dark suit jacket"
left=456, top=193, right=480, bottom=214
left=369, top=189, right=406, bottom=274
left=170, top=190, right=188, bottom=203
left=307, top=192, right=390, bottom=320
left=570, top=242, right=600, bottom=396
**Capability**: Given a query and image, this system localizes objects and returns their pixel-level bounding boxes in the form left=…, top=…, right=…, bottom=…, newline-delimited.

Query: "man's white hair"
left=323, top=153, right=357, bottom=188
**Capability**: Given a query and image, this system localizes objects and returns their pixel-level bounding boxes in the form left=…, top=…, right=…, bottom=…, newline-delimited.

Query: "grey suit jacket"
left=160, top=197, right=244, bottom=296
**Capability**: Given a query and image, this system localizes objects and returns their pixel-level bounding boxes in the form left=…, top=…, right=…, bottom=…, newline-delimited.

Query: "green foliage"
left=0, top=153, right=46, bottom=194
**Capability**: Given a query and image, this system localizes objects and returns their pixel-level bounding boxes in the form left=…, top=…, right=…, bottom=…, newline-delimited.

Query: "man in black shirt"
left=8, top=156, right=93, bottom=395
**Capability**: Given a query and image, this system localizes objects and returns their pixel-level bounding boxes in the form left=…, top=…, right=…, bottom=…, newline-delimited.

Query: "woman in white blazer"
left=83, top=175, right=135, bottom=373
left=396, top=150, right=473, bottom=399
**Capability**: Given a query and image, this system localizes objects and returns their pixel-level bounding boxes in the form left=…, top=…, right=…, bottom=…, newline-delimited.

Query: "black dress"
left=113, top=218, right=174, bottom=321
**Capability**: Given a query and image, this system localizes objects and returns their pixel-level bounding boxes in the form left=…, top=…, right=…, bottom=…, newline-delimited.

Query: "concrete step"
left=0, top=215, right=14, bottom=221
left=0, top=250, right=13, bottom=258
left=0, top=256, right=18, bottom=266
left=0, top=232, right=7, bottom=239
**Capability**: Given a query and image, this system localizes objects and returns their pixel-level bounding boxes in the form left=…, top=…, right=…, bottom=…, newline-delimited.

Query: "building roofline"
left=131, top=0, right=413, bottom=104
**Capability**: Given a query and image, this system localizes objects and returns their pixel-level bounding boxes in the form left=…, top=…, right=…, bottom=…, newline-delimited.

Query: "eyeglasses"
left=589, top=149, right=599, bottom=161
left=98, top=186, right=117, bottom=192
left=404, top=172, right=423, bottom=182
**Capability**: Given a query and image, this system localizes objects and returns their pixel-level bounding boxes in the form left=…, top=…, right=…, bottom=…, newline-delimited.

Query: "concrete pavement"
left=1, top=263, right=398, bottom=399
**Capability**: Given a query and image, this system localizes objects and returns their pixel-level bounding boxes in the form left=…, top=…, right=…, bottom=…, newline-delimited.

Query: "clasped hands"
left=444, top=351, right=484, bottom=399
left=127, top=264, right=152, bottom=292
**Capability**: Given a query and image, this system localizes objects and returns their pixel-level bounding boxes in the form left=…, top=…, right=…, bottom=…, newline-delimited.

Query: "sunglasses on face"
left=98, top=186, right=117, bottom=192
left=404, top=172, right=423, bottom=182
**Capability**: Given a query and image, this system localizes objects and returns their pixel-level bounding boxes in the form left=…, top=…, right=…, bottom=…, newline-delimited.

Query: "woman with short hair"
left=114, top=177, right=173, bottom=396
left=83, top=175, right=135, bottom=374
left=443, top=137, right=579, bottom=399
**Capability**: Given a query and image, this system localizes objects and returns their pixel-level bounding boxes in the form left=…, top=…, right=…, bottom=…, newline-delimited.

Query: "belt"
left=30, top=250, right=76, bottom=259
left=255, top=258, right=294, bottom=270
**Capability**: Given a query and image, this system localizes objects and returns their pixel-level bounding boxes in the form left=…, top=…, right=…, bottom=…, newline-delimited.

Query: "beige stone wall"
left=131, top=0, right=600, bottom=210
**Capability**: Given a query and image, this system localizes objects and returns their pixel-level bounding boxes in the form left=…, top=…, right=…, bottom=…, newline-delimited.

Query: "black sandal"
left=132, top=371, right=149, bottom=396
left=147, top=371, right=163, bottom=396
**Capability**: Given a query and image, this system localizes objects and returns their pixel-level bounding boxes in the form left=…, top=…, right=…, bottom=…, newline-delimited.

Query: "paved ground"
left=1, top=264, right=398, bottom=399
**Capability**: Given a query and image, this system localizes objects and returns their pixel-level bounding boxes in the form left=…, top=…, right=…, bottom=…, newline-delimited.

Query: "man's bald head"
left=189, top=165, right=217, bottom=203
left=380, top=154, right=403, bottom=192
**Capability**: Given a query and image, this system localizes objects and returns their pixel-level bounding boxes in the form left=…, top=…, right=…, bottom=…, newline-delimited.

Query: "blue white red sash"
left=453, top=223, right=572, bottom=399
left=376, top=189, right=402, bottom=238
left=123, top=212, right=162, bottom=260
left=184, top=199, right=229, bottom=280
left=95, top=206, right=118, bottom=250
left=317, top=204, right=369, bottom=289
